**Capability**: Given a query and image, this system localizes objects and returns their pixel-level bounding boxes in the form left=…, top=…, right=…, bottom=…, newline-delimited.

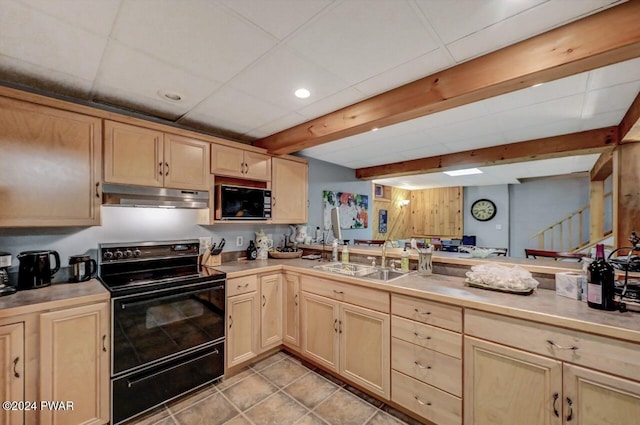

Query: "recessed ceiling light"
left=443, top=168, right=483, bottom=176
left=158, top=90, right=183, bottom=102
left=294, top=88, right=310, bottom=99
left=532, top=83, right=544, bottom=88
left=371, top=128, right=379, bottom=132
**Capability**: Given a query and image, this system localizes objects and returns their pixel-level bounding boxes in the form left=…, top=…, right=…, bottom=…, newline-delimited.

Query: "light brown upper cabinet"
left=104, top=121, right=210, bottom=191
left=211, top=144, right=271, bottom=181
left=0, top=97, right=102, bottom=227
left=271, top=157, right=308, bottom=224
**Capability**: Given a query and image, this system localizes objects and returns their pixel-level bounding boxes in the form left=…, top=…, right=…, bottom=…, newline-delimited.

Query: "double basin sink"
left=313, top=262, right=412, bottom=282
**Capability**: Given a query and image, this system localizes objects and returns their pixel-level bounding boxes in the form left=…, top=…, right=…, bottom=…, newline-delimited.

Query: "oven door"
left=112, top=280, right=224, bottom=376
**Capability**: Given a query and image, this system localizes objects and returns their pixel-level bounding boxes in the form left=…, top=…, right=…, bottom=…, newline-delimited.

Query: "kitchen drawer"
left=227, top=275, right=258, bottom=297
left=392, top=337, right=461, bottom=396
left=392, top=370, right=461, bottom=425
left=465, top=309, right=640, bottom=382
left=391, top=316, right=461, bottom=359
left=392, top=294, right=461, bottom=332
left=301, top=275, right=389, bottom=313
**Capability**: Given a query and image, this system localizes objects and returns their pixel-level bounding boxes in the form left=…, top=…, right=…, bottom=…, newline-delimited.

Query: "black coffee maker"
left=17, top=250, right=60, bottom=290
left=0, top=251, right=17, bottom=296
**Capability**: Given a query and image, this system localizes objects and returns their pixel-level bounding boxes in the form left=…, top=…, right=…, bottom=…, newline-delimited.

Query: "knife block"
left=201, top=251, right=221, bottom=267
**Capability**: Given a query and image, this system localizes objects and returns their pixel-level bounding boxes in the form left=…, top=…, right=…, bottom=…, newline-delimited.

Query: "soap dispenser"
left=341, top=242, right=349, bottom=263
left=401, top=247, right=409, bottom=272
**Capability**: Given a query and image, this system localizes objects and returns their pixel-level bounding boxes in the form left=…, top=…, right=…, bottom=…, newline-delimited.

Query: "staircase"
left=530, top=192, right=612, bottom=252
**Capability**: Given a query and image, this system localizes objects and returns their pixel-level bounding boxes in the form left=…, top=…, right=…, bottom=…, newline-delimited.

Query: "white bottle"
left=332, top=240, right=339, bottom=262
left=341, top=243, right=349, bottom=263
left=401, top=247, right=409, bottom=272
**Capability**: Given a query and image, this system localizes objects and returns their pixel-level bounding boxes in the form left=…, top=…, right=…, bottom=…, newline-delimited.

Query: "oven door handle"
left=119, top=284, right=224, bottom=310
left=125, top=348, right=220, bottom=388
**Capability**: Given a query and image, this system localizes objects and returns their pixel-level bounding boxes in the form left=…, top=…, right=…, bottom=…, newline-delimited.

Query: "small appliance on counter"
left=0, top=251, right=17, bottom=296
left=609, top=231, right=640, bottom=312
left=16, top=250, right=60, bottom=290
left=68, top=254, right=97, bottom=283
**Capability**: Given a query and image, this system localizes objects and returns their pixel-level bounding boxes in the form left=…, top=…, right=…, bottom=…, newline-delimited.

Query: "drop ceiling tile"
left=446, top=0, right=623, bottom=62
left=415, top=0, right=547, bottom=45
left=92, top=83, right=191, bottom=121
left=112, top=0, right=276, bottom=81
left=17, top=0, right=121, bottom=36
left=579, top=109, right=626, bottom=131
left=587, top=57, right=640, bottom=90
left=582, top=81, right=640, bottom=117
left=228, top=46, right=350, bottom=110
left=219, top=0, right=334, bottom=40
left=431, top=116, right=503, bottom=144
left=253, top=112, right=308, bottom=135
left=0, top=1, right=107, bottom=81
left=502, top=119, right=582, bottom=143
left=353, top=48, right=453, bottom=96
left=95, top=42, right=222, bottom=113
left=0, top=54, right=94, bottom=97
left=443, top=133, right=508, bottom=152
left=286, top=0, right=439, bottom=85
left=242, top=128, right=270, bottom=139
left=497, top=94, right=584, bottom=131
left=186, top=85, right=290, bottom=133
left=297, top=88, right=367, bottom=120
left=182, top=111, right=252, bottom=135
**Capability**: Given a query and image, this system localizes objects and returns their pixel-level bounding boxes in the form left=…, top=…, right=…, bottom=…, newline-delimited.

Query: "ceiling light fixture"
left=158, top=90, right=183, bottom=102
left=371, top=127, right=379, bottom=132
left=532, top=83, right=544, bottom=88
left=443, top=168, right=483, bottom=176
left=294, top=88, right=310, bottom=99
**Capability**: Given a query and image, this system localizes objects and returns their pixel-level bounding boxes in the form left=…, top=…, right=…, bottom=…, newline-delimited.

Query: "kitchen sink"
left=313, top=263, right=412, bottom=282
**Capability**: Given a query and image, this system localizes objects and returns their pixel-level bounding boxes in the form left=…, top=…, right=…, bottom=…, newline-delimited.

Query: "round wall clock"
left=471, top=199, right=497, bottom=221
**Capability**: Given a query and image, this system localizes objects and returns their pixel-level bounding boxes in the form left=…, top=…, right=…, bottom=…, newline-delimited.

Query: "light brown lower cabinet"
left=0, top=323, right=24, bottom=425
left=300, top=291, right=390, bottom=398
left=226, top=290, right=260, bottom=368
left=39, top=302, right=110, bottom=425
left=282, top=272, right=300, bottom=350
left=259, top=273, right=282, bottom=351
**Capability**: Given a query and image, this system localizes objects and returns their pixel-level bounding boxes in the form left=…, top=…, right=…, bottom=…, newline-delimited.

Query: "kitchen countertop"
left=216, top=258, right=640, bottom=344
left=0, top=279, right=109, bottom=319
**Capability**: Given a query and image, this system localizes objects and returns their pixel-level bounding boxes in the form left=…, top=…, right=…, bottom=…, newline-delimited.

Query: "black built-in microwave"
left=215, top=184, right=271, bottom=220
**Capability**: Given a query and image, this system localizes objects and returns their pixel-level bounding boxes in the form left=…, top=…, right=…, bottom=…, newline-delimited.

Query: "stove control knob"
left=103, top=251, right=113, bottom=260
left=133, top=249, right=142, bottom=258
left=124, top=249, right=133, bottom=258
left=114, top=250, right=124, bottom=259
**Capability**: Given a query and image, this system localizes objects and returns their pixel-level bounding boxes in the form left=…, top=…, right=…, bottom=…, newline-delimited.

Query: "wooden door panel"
left=260, top=274, right=282, bottom=350
left=301, top=292, right=338, bottom=372
left=0, top=323, right=24, bottom=425
left=227, top=292, right=259, bottom=368
left=164, top=134, right=209, bottom=190
left=104, top=120, right=163, bottom=187
left=283, top=273, right=300, bottom=348
left=210, top=144, right=244, bottom=177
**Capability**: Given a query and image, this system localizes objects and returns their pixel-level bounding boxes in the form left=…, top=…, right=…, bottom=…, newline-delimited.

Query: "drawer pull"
left=414, top=308, right=431, bottom=315
left=294, top=293, right=299, bottom=306
left=547, top=340, right=579, bottom=351
left=102, top=334, right=107, bottom=352
left=237, top=283, right=249, bottom=289
left=414, top=332, right=431, bottom=340
left=553, top=393, right=559, bottom=417
left=333, top=319, right=338, bottom=333
left=229, top=315, right=233, bottom=329
left=333, top=290, right=344, bottom=295
left=414, top=396, right=431, bottom=406
left=414, top=361, right=431, bottom=370
left=263, top=295, right=266, bottom=307
left=566, top=397, right=573, bottom=421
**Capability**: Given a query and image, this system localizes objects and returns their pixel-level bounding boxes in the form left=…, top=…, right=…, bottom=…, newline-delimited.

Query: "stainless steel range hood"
left=102, top=183, right=209, bottom=209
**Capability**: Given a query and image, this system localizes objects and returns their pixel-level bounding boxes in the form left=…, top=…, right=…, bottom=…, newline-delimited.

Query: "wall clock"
left=471, top=199, right=497, bottom=221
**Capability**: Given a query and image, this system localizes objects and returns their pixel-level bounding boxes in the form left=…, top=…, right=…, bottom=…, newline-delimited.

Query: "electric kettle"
left=17, top=250, right=60, bottom=290
left=68, top=254, right=97, bottom=283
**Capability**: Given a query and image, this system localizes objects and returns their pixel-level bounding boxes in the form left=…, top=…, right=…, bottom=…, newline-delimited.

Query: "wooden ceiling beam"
left=356, top=127, right=619, bottom=180
left=254, top=1, right=640, bottom=155
left=590, top=150, right=614, bottom=181
left=619, top=91, right=640, bottom=142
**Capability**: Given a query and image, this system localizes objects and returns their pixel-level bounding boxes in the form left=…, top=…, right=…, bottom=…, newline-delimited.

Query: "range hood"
left=102, top=183, right=209, bottom=209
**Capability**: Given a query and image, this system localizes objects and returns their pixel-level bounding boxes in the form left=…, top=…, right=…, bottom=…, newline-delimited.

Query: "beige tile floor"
left=128, top=351, right=423, bottom=425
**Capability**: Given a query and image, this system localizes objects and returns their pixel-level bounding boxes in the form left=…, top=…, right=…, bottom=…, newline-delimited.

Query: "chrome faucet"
left=381, top=241, right=388, bottom=268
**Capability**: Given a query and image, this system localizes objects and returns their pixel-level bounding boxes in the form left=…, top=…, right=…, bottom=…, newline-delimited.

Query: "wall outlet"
left=496, top=224, right=503, bottom=230
left=236, top=236, right=243, bottom=246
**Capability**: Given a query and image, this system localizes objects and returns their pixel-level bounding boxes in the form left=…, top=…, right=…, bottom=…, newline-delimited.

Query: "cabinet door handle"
left=165, top=162, right=170, bottom=176
left=414, top=361, right=431, bottom=370
left=414, top=332, right=431, bottom=340
left=333, top=290, right=344, bottom=295
left=414, top=308, right=431, bottom=315
left=229, top=315, right=233, bottom=329
left=13, top=357, right=19, bottom=378
left=338, top=320, right=342, bottom=334
left=102, top=334, right=107, bottom=352
left=237, top=283, right=249, bottom=289
left=262, top=295, right=266, bottom=307
left=159, top=161, right=163, bottom=176
left=244, top=162, right=249, bottom=174
left=547, top=340, right=579, bottom=351
left=294, top=293, right=298, bottom=306
left=552, top=393, right=559, bottom=417
left=333, top=319, right=338, bottom=333
left=414, top=396, right=431, bottom=406
left=566, top=397, right=573, bottom=421
left=272, top=196, right=276, bottom=207
left=95, top=182, right=100, bottom=198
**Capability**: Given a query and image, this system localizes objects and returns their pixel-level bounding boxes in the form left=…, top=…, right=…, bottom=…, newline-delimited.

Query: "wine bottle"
left=587, top=244, right=616, bottom=310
